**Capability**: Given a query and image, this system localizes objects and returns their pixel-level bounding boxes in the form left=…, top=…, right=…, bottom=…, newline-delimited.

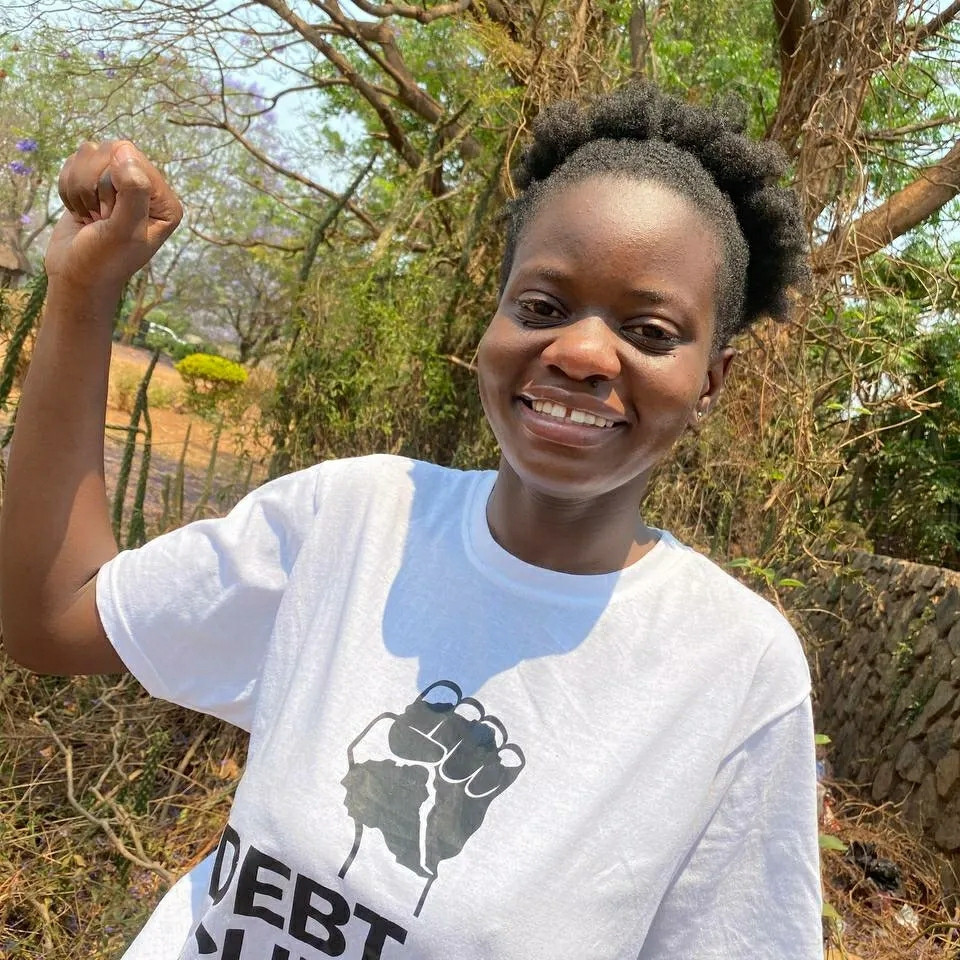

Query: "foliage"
left=175, top=352, right=249, bottom=421
left=109, top=364, right=142, bottom=415
left=843, top=320, right=960, bottom=566
left=270, top=254, right=496, bottom=473
left=0, top=665, right=245, bottom=958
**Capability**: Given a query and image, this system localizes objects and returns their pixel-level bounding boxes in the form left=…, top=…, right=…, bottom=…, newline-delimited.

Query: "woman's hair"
left=500, top=81, right=809, bottom=347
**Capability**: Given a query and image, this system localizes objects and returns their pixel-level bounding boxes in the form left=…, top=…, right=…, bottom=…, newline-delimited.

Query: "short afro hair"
left=500, top=81, right=809, bottom=347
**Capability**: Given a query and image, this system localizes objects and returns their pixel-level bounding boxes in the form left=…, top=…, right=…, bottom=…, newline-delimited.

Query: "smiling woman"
left=2, top=82, right=821, bottom=960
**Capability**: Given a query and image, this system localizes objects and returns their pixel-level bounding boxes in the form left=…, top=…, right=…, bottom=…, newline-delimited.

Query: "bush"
left=147, top=381, right=181, bottom=410
left=109, top=364, right=142, bottom=413
left=175, top=353, right=248, bottom=420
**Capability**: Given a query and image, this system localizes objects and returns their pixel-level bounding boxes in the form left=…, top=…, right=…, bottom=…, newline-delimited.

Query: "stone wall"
left=792, top=551, right=960, bottom=856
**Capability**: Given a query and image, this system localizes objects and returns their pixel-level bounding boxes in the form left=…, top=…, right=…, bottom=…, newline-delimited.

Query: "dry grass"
left=0, top=664, right=246, bottom=958
left=822, top=782, right=960, bottom=959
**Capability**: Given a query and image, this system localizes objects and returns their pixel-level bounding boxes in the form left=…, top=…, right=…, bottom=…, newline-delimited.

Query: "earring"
left=696, top=410, right=704, bottom=421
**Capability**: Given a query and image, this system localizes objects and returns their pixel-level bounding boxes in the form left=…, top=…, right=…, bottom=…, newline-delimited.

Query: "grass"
left=0, top=664, right=245, bottom=957
left=821, top=783, right=959, bottom=959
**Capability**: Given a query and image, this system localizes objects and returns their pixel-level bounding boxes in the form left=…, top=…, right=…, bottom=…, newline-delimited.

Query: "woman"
left=0, top=82, right=821, bottom=958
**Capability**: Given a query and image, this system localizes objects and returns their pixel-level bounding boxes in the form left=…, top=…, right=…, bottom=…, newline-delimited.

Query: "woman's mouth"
left=515, top=397, right=625, bottom=446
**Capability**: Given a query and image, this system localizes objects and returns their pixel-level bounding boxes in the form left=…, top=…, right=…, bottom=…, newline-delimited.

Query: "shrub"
left=175, top=353, right=248, bottom=420
left=147, top=381, right=181, bottom=410
left=110, top=364, right=142, bottom=414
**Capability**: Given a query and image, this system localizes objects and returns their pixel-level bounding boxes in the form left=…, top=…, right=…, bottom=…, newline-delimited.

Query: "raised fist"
left=47, top=140, right=182, bottom=296
left=340, top=681, right=524, bottom=916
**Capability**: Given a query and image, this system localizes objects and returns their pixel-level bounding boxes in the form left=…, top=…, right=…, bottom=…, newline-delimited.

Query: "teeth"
left=530, top=399, right=615, bottom=428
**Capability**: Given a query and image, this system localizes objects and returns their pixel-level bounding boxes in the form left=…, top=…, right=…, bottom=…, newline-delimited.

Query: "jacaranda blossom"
left=15, top=138, right=38, bottom=153
left=9, top=160, right=31, bottom=176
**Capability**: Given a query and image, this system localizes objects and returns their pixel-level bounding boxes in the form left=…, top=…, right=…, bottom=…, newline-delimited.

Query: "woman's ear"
left=690, top=346, right=736, bottom=427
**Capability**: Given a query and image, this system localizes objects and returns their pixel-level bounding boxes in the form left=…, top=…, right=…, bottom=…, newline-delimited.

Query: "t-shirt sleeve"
left=96, top=465, right=324, bottom=732
left=638, top=696, right=823, bottom=960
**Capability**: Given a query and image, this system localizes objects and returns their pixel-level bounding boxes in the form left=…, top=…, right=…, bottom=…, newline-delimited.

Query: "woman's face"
left=477, top=175, right=734, bottom=501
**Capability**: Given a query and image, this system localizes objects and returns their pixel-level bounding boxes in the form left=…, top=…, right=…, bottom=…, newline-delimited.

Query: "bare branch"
left=169, top=115, right=381, bottom=236
left=815, top=138, right=960, bottom=269
left=346, top=0, right=472, bottom=24
left=44, top=722, right=174, bottom=886
left=865, top=115, right=960, bottom=140
left=316, top=0, right=482, bottom=161
left=913, top=0, right=960, bottom=43
left=190, top=225, right=306, bottom=252
left=253, top=0, right=424, bottom=170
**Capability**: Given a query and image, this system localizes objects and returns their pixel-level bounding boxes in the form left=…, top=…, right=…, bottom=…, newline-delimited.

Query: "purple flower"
left=106, top=68, right=116, bottom=78
left=97, top=49, right=107, bottom=60
left=57, top=49, right=71, bottom=59
left=9, top=160, right=31, bottom=175
left=19, top=214, right=30, bottom=225
left=15, top=138, right=38, bottom=153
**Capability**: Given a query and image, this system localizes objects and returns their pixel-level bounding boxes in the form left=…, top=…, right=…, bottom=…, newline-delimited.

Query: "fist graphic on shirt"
left=340, top=681, right=524, bottom=915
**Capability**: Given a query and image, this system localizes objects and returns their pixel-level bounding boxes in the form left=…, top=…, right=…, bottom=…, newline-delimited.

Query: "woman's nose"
left=538, top=316, right=622, bottom=383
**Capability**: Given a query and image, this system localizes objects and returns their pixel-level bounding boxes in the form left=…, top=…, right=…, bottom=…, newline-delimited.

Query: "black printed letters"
left=197, top=826, right=408, bottom=959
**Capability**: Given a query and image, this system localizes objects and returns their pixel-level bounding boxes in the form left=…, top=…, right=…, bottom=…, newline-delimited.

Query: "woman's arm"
left=0, top=141, right=182, bottom=675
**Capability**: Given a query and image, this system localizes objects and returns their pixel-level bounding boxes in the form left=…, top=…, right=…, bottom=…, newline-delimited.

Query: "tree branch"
left=629, top=1, right=650, bottom=75
left=815, top=138, right=960, bottom=269
left=772, top=0, right=811, bottom=65
left=169, top=114, right=380, bottom=236
left=317, top=0, right=482, bottom=161
left=865, top=115, right=960, bottom=140
left=346, top=0, right=472, bottom=24
left=913, top=0, right=960, bottom=43
left=190, top=225, right=306, bottom=252
left=253, top=0, right=424, bottom=170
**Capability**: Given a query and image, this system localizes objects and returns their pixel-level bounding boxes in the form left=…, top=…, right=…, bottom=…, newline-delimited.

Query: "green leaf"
left=819, top=833, right=847, bottom=852
left=815, top=733, right=832, bottom=746
left=821, top=900, right=841, bottom=921
left=777, top=578, right=805, bottom=589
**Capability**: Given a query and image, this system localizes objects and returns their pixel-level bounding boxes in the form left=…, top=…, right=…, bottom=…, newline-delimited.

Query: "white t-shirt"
left=97, top=454, right=822, bottom=960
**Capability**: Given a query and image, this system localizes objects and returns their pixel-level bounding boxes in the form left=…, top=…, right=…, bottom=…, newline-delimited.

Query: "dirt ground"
left=3, top=340, right=271, bottom=530
left=103, top=343, right=271, bottom=527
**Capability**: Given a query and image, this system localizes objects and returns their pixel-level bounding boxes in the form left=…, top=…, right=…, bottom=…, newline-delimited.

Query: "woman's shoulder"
left=662, top=534, right=797, bottom=631
left=657, top=534, right=813, bottom=744
left=661, top=534, right=810, bottom=680
left=268, top=455, right=486, bottom=524
left=271, top=453, right=472, bottom=492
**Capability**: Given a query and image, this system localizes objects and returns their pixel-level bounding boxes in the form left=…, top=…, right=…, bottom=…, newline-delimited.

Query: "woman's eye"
left=517, top=298, right=562, bottom=323
left=625, top=323, right=679, bottom=347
